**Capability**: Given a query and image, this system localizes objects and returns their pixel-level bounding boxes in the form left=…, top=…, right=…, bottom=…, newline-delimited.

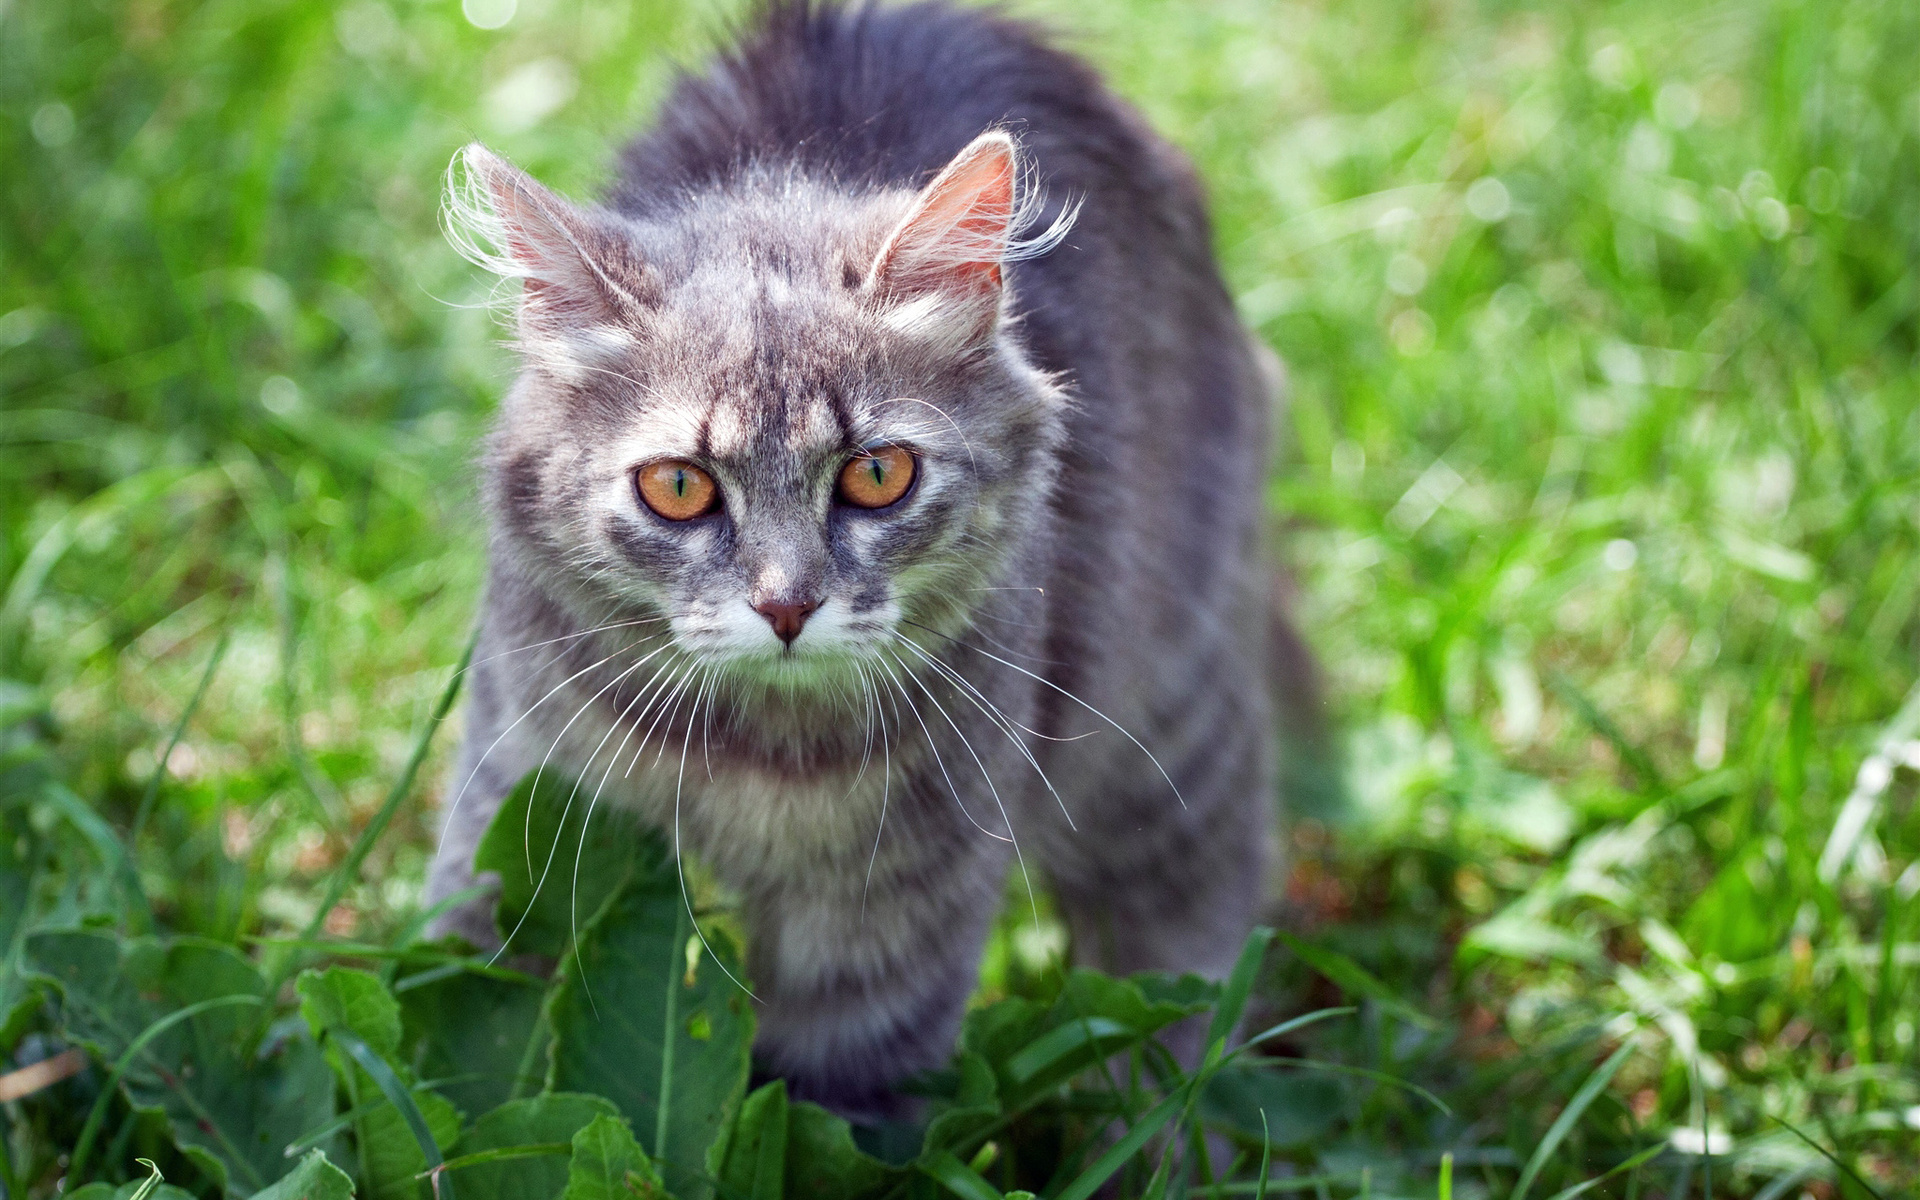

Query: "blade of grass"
left=1511, top=1040, right=1637, bottom=1200
left=1209, top=927, right=1276, bottom=1050
left=1255, top=1109, right=1272, bottom=1200
left=1540, top=1145, right=1665, bottom=1200
left=1277, top=934, right=1439, bottom=1032
left=1231, top=1007, right=1357, bottom=1058
left=1053, top=1085, right=1190, bottom=1200
left=294, top=635, right=473, bottom=948
left=423, top=1142, right=572, bottom=1178
left=1546, top=671, right=1666, bottom=794
left=1769, top=1115, right=1884, bottom=1200
left=127, top=1158, right=164, bottom=1200
left=284, top=1076, right=481, bottom=1157
left=129, top=629, right=228, bottom=847
left=67, top=993, right=266, bottom=1184
left=920, top=1149, right=1007, bottom=1200
left=332, top=1029, right=456, bottom=1200
left=1247, top=1058, right=1452, bottom=1117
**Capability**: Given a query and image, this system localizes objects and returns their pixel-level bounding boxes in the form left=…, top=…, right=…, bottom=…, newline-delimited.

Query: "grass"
left=4, top=0, right=1920, bottom=1195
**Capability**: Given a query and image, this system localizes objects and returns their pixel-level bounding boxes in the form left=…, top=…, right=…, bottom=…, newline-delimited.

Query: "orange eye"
left=636, top=459, right=719, bottom=520
left=837, top=445, right=915, bottom=509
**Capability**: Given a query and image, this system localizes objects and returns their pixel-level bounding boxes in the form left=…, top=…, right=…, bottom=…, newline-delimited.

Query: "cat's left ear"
left=445, top=144, right=655, bottom=363
left=866, top=131, right=1023, bottom=341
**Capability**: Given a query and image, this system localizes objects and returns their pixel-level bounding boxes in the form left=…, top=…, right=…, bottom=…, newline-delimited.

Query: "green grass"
left=5, top=0, right=1920, bottom=1196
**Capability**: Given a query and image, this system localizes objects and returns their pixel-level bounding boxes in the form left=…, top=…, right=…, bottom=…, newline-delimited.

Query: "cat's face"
left=453, top=135, right=1067, bottom=689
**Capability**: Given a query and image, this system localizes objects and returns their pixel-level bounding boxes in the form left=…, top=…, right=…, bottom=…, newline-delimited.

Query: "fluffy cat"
left=427, top=0, right=1293, bottom=1120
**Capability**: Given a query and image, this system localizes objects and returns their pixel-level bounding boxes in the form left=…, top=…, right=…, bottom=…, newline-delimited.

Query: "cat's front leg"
left=742, top=813, right=1009, bottom=1122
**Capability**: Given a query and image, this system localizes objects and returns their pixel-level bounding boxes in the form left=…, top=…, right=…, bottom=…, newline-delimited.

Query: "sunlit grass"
left=4, top=0, right=1919, bottom=1194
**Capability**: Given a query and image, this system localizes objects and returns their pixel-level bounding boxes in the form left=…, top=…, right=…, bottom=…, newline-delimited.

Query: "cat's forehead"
left=648, top=273, right=877, bottom=459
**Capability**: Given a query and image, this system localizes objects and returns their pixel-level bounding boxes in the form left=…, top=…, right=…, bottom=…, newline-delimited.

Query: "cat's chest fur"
left=500, top=655, right=945, bottom=886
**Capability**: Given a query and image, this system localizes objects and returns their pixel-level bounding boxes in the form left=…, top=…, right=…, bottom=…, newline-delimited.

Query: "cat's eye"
left=837, top=445, right=916, bottom=509
left=636, top=459, right=719, bottom=520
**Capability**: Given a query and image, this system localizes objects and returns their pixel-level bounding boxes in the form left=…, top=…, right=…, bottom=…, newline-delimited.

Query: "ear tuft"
left=866, top=131, right=1077, bottom=317
left=443, top=143, right=653, bottom=342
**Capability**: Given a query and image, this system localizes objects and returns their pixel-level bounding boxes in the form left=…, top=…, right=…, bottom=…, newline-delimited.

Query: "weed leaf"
left=544, top=838, right=752, bottom=1200
left=564, top=1113, right=664, bottom=1200
left=452, top=1093, right=619, bottom=1200
left=28, top=931, right=333, bottom=1196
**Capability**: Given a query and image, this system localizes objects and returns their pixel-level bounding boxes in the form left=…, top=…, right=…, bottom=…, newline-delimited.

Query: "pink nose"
left=754, top=599, right=820, bottom=646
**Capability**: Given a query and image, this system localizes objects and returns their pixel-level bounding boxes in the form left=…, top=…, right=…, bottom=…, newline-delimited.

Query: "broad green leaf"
left=454, top=1094, right=620, bottom=1200
left=708, top=1079, right=788, bottom=1200
left=920, top=1052, right=1000, bottom=1157
left=299, top=968, right=460, bottom=1200
left=396, top=957, right=547, bottom=1117
left=26, top=931, right=334, bottom=1197
left=251, top=1150, right=357, bottom=1200
left=0, top=797, right=46, bottom=1050
left=965, top=970, right=1213, bottom=1107
left=564, top=1114, right=665, bottom=1200
left=709, top=1081, right=899, bottom=1200
left=546, top=852, right=754, bottom=1200
left=298, top=966, right=403, bottom=1056
left=783, top=1098, right=900, bottom=1199
left=474, top=771, right=639, bottom=959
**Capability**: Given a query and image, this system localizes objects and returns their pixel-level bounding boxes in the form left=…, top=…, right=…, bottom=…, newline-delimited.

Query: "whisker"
left=436, top=636, right=651, bottom=864
left=884, top=649, right=1038, bottom=928
left=871, top=653, right=1008, bottom=843
left=558, top=670, right=673, bottom=1014
left=491, top=646, right=670, bottom=963
left=904, top=618, right=1187, bottom=809
left=844, top=663, right=877, bottom=801
left=521, top=642, right=675, bottom=880
left=555, top=650, right=707, bottom=1000
left=701, top=668, right=720, bottom=782
left=673, top=666, right=760, bottom=1001
left=458, top=615, right=670, bottom=680
left=863, top=661, right=897, bottom=922
left=871, top=395, right=979, bottom=475
left=891, top=633, right=1076, bottom=830
left=623, top=659, right=703, bottom=778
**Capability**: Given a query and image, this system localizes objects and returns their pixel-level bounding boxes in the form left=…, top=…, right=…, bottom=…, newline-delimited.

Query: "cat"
left=427, top=0, right=1297, bottom=1121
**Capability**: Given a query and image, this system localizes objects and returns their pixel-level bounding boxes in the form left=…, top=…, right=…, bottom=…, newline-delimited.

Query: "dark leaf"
left=544, top=839, right=753, bottom=1200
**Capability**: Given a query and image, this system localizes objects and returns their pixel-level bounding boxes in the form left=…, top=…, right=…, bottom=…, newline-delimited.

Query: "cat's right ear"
left=865, top=131, right=1076, bottom=350
left=444, top=144, right=654, bottom=365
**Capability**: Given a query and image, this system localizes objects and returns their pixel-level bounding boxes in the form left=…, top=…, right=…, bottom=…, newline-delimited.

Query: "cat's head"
left=447, top=132, right=1071, bottom=690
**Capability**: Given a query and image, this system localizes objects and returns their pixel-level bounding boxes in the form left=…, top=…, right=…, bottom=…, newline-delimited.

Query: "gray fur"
left=427, top=0, right=1287, bottom=1121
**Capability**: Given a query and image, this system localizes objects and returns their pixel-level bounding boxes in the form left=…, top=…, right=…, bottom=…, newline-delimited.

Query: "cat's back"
left=609, top=0, right=1239, bottom=363
left=614, top=1, right=1185, bottom=221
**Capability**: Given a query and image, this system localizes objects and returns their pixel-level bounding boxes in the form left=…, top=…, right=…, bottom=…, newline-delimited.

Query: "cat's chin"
left=704, top=646, right=889, bottom=698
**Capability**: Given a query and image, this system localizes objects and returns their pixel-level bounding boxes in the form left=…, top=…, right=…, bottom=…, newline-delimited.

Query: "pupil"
left=673, top=471, right=686, bottom=496
left=869, top=461, right=884, bottom=485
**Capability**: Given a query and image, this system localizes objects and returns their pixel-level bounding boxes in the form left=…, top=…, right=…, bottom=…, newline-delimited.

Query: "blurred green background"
left=4, top=0, right=1919, bottom=1193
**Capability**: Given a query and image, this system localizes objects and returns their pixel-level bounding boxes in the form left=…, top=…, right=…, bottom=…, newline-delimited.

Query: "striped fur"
left=427, top=0, right=1296, bottom=1121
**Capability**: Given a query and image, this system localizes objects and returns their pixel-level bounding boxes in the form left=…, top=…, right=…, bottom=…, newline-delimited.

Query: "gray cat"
left=427, top=0, right=1292, bottom=1120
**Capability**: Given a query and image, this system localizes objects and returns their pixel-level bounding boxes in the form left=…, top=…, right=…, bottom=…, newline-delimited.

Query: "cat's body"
left=428, top=0, right=1285, bottom=1119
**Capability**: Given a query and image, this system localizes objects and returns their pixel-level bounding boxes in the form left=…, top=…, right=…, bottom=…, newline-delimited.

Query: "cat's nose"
left=754, top=598, right=821, bottom=646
